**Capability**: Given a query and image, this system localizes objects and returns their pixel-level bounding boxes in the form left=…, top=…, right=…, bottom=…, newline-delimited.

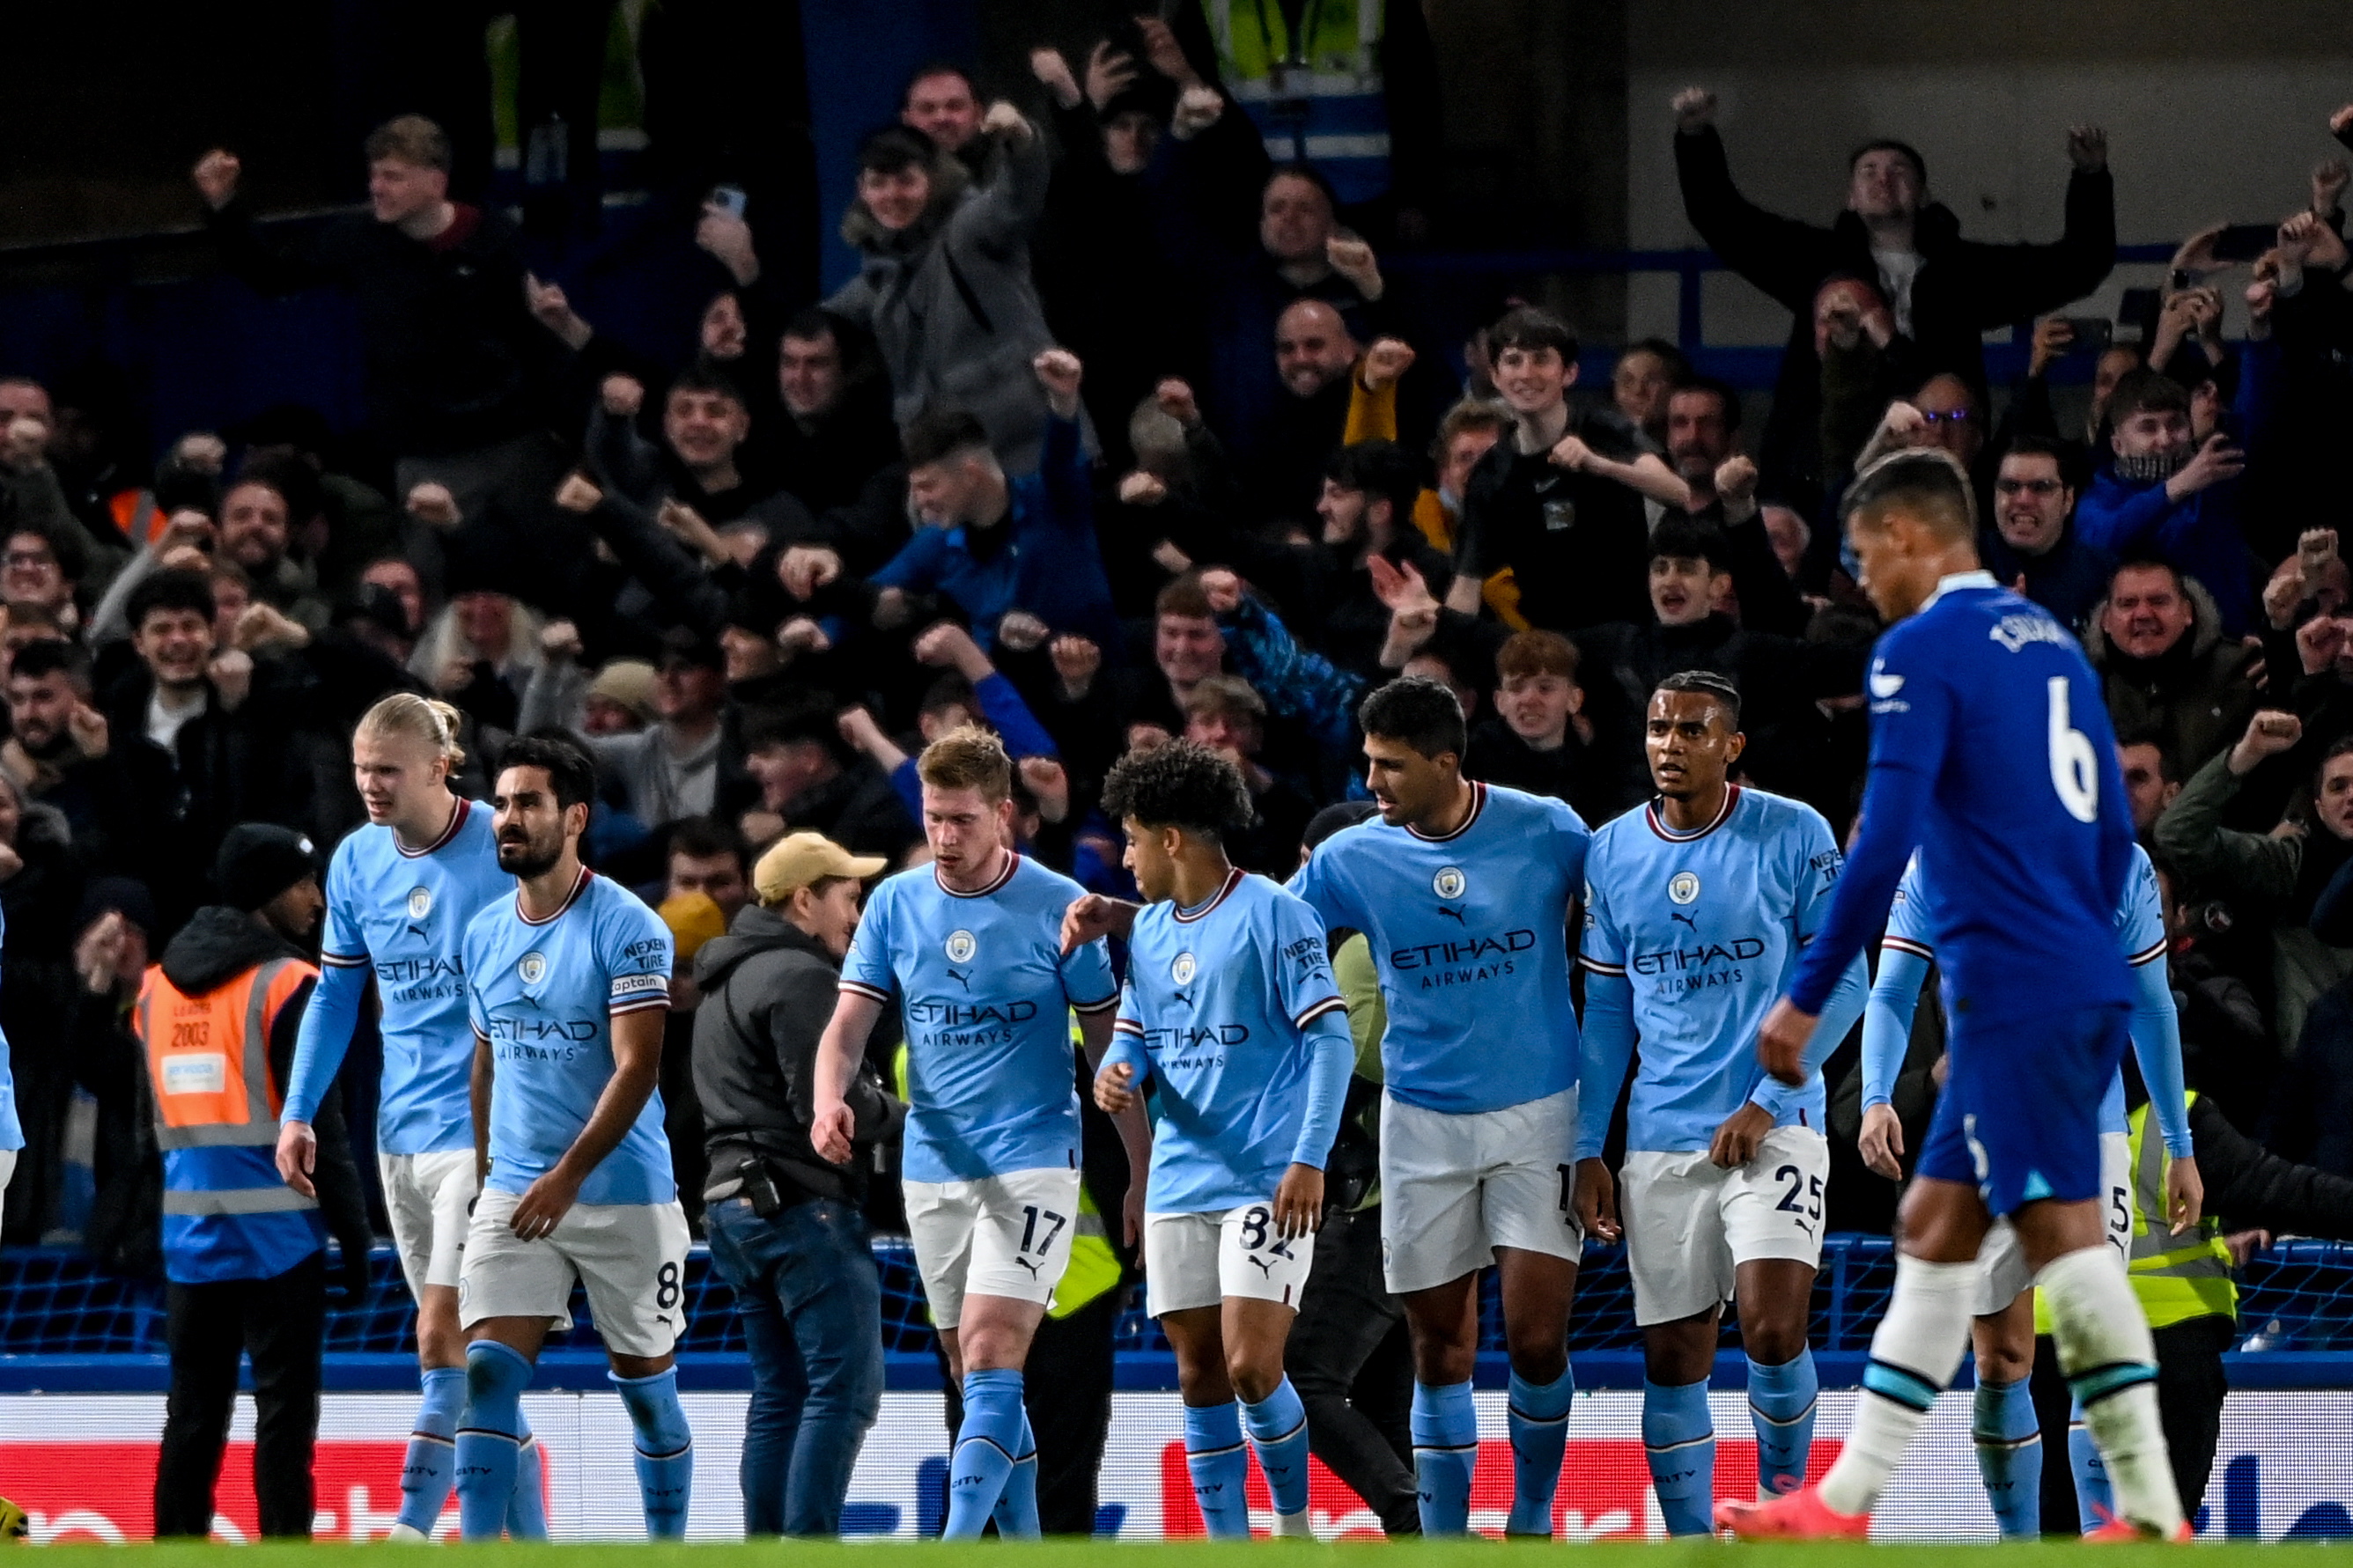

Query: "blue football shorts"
left=1914, top=1001, right=2128, bottom=1217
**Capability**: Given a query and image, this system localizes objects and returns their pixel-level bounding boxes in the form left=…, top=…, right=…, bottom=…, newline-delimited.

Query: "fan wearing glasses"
left=1853, top=372, right=1987, bottom=484
left=1981, top=434, right=2113, bottom=633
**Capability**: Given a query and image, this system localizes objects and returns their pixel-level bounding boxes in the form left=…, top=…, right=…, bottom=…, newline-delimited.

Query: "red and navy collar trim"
left=397, top=796, right=470, bottom=859
left=936, top=850, right=1019, bottom=899
left=517, top=865, right=592, bottom=925
left=1646, top=785, right=1741, bottom=843
left=1174, top=866, right=1245, bottom=924
left=1406, top=782, right=1486, bottom=843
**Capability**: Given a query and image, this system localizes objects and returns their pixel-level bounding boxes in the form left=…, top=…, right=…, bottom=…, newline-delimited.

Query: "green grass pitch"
left=50, top=1543, right=2346, bottom=1563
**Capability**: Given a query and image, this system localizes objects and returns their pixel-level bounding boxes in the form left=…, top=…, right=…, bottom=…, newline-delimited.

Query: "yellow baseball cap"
left=755, top=832, right=888, bottom=906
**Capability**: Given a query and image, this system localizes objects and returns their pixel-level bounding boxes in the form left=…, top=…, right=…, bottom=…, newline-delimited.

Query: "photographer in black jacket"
left=693, top=831, right=904, bottom=1536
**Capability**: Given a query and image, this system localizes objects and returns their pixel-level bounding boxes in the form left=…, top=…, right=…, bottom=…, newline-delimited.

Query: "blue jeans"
left=705, top=1192, right=885, bottom=1535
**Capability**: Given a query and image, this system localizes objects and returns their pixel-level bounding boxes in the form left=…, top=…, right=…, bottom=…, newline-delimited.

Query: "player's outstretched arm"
left=1775, top=766, right=1932, bottom=1080
left=469, top=1030, right=495, bottom=1184
left=281, top=957, right=367, bottom=1134
left=1859, top=946, right=1930, bottom=1112
left=811, top=989, right=886, bottom=1165
left=1287, top=1007, right=1356, bottom=1179
left=1061, top=894, right=1139, bottom=954
left=2128, top=949, right=2195, bottom=1163
left=1754, top=950, right=1869, bottom=1116
left=1081, top=1009, right=1154, bottom=1246
left=1574, top=969, right=1637, bottom=1161
left=507, top=1007, right=666, bottom=1241
left=1082, top=1011, right=1157, bottom=1240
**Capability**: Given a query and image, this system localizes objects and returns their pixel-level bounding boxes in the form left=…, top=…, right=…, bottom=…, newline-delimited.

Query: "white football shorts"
left=1972, top=1130, right=2133, bottom=1315
left=1144, top=1202, right=1317, bottom=1317
left=380, top=1148, right=479, bottom=1295
left=1621, top=1125, right=1829, bottom=1326
left=903, top=1167, right=1083, bottom=1329
left=1379, top=1085, right=1582, bottom=1294
left=459, top=1189, right=692, bottom=1358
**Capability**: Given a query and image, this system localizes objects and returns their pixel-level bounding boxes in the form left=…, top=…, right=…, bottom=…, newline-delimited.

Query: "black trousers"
left=1287, top=1204, right=1419, bottom=1535
left=2152, top=1314, right=2233, bottom=1519
left=2031, top=1312, right=2234, bottom=1532
left=154, top=1253, right=326, bottom=1539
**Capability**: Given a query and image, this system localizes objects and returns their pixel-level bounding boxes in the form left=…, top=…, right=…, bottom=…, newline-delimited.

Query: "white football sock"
left=1817, top=1255, right=1976, bottom=1517
left=2038, top=1245, right=2183, bottom=1534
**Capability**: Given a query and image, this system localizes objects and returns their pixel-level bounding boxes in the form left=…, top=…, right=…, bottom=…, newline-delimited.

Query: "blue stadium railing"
left=2, top=1233, right=2346, bottom=1395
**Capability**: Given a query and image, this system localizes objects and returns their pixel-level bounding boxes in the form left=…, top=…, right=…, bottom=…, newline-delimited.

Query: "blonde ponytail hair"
left=358, top=691, right=468, bottom=770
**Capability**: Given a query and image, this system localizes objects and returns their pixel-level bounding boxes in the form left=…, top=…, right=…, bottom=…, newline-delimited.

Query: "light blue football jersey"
left=291, top=799, right=509, bottom=1152
left=840, top=852, right=1118, bottom=1182
left=1114, top=869, right=1350, bottom=1211
left=1876, top=845, right=2178, bottom=1141
left=1287, top=782, right=1589, bottom=1115
left=1580, top=786, right=1863, bottom=1154
left=464, top=868, right=675, bottom=1205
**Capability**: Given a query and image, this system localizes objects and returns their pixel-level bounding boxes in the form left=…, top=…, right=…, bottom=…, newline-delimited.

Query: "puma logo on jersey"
left=1247, top=1255, right=1275, bottom=1277
left=1435, top=904, right=1467, bottom=925
left=1170, top=988, right=1195, bottom=1009
left=1014, top=1255, right=1044, bottom=1277
left=1670, top=910, right=1697, bottom=930
left=945, top=967, right=971, bottom=990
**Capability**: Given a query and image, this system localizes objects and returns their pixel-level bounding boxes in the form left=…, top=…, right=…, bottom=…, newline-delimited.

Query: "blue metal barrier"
left=0, top=1233, right=2343, bottom=1393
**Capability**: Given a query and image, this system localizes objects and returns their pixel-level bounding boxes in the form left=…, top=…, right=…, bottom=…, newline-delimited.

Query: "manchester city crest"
left=1172, top=952, right=1197, bottom=985
left=1433, top=866, right=1466, bottom=900
left=1669, top=872, right=1700, bottom=905
left=945, top=931, right=977, bottom=964
left=407, top=887, right=432, bottom=920
left=518, top=952, right=547, bottom=984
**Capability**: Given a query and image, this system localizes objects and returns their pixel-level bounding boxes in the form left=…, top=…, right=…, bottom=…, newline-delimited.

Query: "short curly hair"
left=1101, top=739, right=1254, bottom=843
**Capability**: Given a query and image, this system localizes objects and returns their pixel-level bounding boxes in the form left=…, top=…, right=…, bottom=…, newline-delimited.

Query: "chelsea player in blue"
left=454, top=737, right=693, bottom=1542
left=810, top=727, right=1142, bottom=1541
left=1574, top=674, right=1869, bottom=1535
left=273, top=695, right=540, bottom=1541
left=1070, top=676, right=1591, bottom=1538
left=1861, top=841, right=2199, bottom=1538
left=1090, top=741, right=1354, bottom=1541
left=1722, top=451, right=2188, bottom=1542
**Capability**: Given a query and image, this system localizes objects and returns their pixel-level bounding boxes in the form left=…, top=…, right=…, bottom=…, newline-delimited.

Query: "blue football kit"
left=1287, top=782, right=1589, bottom=1114
left=1790, top=572, right=2137, bottom=1213
left=839, top=853, right=1118, bottom=1182
left=1105, top=868, right=1354, bottom=1211
left=1866, top=846, right=2192, bottom=1155
left=284, top=799, right=509, bottom=1149
left=1579, top=786, right=1870, bottom=1158
left=464, top=867, right=676, bottom=1204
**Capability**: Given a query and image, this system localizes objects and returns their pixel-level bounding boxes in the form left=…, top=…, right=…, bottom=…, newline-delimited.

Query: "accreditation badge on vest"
left=1542, top=497, right=1578, bottom=534
left=162, top=1052, right=230, bottom=1097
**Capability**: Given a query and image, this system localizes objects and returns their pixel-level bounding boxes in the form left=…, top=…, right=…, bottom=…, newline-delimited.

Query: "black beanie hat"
left=215, top=823, right=317, bottom=913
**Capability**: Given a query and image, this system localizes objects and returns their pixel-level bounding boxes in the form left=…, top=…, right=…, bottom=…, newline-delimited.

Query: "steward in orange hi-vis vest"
left=139, top=946, right=323, bottom=1279
left=140, top=824, right=375, bottom=1542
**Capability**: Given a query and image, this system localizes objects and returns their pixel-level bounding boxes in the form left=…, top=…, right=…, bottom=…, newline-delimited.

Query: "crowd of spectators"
left=4, top=38, right=2353, bottom=1282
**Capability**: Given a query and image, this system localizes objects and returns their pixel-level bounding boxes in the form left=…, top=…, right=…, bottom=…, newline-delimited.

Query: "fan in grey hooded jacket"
left=825, top=114, right=1090, bottom=474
